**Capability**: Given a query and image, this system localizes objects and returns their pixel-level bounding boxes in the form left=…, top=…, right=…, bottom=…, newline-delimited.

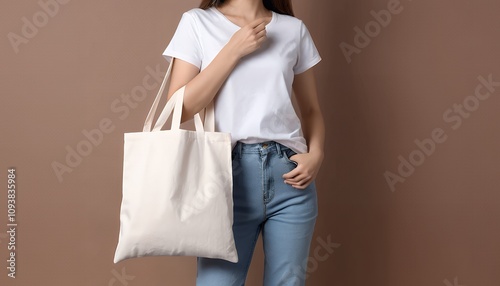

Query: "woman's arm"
left=283, top=67, right=325, bottom=189
left=166, top=17, right=271, bottom=123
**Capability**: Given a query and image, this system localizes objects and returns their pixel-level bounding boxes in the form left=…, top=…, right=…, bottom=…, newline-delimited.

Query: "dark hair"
left=199, top=0, right=294, bottom=16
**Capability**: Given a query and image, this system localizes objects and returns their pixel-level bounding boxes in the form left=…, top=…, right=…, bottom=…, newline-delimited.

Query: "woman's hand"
left=282, top=151, right=324, bottom=190
left=225, top=17, right=271, bottom=59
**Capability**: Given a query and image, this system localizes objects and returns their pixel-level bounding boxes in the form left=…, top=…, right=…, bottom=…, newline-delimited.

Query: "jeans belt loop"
left=275, top=142, right=282, bottom=158
left=238, top=141, right=242, bottom=159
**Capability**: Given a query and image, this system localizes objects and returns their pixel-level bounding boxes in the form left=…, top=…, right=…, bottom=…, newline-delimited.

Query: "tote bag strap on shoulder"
left=142, top=58, right=215, bottom=132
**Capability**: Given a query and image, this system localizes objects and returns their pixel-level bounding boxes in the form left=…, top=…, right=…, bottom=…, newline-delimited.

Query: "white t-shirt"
left=162, top=7, right=321, bottom=154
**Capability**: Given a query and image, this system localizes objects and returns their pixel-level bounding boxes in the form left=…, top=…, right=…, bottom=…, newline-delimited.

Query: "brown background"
left=1, top=0, right=500, bottom=285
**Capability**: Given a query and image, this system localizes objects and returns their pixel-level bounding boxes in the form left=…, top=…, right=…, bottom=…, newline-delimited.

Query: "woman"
left=162, top=0, right=325, bottom=284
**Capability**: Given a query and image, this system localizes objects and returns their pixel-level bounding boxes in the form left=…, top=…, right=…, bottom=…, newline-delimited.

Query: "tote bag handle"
left=142, top=59, right=215, bottom=132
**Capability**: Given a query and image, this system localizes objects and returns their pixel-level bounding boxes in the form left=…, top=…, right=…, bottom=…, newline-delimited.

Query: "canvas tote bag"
left=113, top=59, right=238, bottom=263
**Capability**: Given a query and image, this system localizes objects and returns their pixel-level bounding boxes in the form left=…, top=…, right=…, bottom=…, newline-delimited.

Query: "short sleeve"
left=162, top=12, right=203, bottom=69
left=293, top=21, right=321, bottom=75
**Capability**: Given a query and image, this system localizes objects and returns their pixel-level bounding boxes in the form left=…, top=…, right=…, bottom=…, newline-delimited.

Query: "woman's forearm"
left=175, top=46, right=240, bottom=123
left=301, top=108, right=325, bottom=156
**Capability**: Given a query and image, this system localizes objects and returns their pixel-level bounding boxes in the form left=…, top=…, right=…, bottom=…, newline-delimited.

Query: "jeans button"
left=262, top=143, right=268, bottom=149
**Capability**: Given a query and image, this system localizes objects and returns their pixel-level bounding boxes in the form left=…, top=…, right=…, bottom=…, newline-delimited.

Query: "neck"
left=219, top=0, right=268, bottom=18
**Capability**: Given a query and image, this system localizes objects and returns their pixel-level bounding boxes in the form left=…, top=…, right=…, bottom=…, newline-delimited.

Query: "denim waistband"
left=232, top=140, right=290, bottom=158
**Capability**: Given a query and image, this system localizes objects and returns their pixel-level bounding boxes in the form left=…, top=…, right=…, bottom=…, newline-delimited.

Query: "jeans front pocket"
left=282, top=147, right=298, bottom=166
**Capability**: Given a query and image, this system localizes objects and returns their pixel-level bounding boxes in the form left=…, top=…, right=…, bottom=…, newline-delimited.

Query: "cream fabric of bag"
left=113, top=59, right=238, bottom=264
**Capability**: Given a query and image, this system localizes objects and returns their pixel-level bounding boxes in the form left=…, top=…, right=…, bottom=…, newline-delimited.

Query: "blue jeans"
left=196, top=141, right=318, bottom=286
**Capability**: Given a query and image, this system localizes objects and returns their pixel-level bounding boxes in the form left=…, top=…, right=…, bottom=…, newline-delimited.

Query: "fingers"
left=282, top=167, right=300, bottom=180
left=285, top=176, right=312, bottom=190
left=285, top=172, right=312, bottom=185
left=290, top=181, right=310, bottom=190
left=233, top=17, right=270, bottom=58
left=254, top=19, right=270, bottom=34
left=253, top=23, right=267, bottom=45
left=283, top=165, right=315, bottom=189
left=256, top=28, right=267, bottom=40
left=248, top=17, right=271, bottom=29
left=247, top=18, right=270, bottom=41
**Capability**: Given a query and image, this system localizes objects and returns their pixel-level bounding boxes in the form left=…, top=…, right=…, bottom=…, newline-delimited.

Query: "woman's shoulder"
left=273, top=12, right=307, bottom=30
left=274, top=12, right=304, bottom=27
left=177, top=7, right=219, bottom=26
left=274, top=12, right=298, bottom=21
left=181, top=7, right=212, bottom=18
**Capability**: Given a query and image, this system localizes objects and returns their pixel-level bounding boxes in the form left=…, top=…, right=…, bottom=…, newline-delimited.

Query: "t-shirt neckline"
left=210, top=6, right=275, bottom=29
